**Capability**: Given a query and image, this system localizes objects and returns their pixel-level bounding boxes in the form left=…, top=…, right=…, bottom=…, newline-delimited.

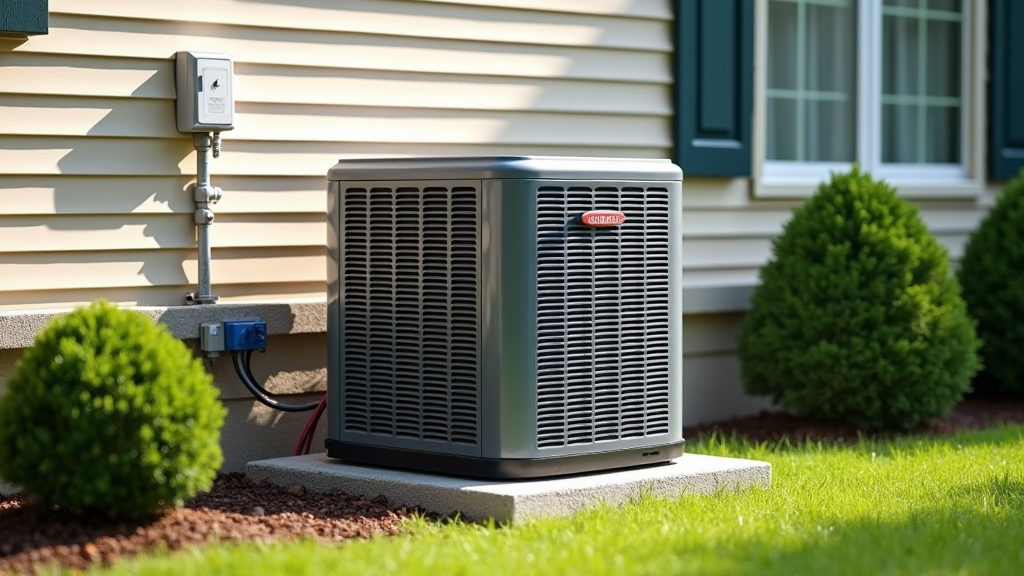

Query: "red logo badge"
left=579, top=211, right=626, bottom=227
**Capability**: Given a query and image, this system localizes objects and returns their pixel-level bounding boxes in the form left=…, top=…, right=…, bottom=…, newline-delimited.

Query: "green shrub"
left=958, top=170, right=1024, bottom=395
left=0, top=300, right=225, bottom=518
left=737, top=167, right=981, bottom=430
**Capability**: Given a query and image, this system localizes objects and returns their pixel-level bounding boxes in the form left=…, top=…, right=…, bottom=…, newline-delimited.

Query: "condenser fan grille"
left=535, top=186, right=671, bottom=448
left=341, top=186, right=480, bottom=446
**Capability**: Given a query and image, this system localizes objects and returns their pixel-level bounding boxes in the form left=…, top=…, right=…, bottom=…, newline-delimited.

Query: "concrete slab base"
left=246, top=453, right=771, bottom=523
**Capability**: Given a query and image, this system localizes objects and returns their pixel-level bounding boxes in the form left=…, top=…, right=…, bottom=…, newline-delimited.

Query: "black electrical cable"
left=231, top=350, right=319, bottom=412
left=242, top=349, right=274, bottom=396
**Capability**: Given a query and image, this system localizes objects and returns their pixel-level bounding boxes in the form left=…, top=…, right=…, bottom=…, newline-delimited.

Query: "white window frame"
left=752, top=0, right=986, bottom=198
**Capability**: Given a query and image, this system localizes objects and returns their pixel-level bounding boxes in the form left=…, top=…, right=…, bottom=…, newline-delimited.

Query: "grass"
left=78, top=426, right=1024, bottom=576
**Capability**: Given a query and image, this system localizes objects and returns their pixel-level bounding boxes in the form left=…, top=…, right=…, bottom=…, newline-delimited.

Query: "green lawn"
left=80, top=426, right=1024, bottom=576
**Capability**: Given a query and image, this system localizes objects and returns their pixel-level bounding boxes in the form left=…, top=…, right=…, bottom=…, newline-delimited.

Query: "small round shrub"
left=0, top=300, right=226, bottom=518
left=958, top=169, right=1024, bottom=395
left=737, top=167, right=981, bottom=430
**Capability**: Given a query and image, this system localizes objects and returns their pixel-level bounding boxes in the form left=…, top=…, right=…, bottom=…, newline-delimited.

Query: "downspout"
left=186, top=132, right=222, bottom=305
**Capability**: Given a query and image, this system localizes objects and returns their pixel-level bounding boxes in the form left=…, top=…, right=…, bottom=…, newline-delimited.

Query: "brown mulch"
left=683, top=396, right=1024, bottom=445
left=0, top=474, right=417, bottom=575
left=2, top=397, right=1023, bottom=575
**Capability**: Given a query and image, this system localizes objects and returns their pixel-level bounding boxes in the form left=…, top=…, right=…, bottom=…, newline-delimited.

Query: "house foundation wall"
left=0, top=308, right=771, bottom=478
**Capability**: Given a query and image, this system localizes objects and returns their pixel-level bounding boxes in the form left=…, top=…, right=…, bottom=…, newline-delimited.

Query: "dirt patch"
left=3, top=397, right=1023, bottom=574
left=0, top=474, right=413, bottom=575
left=683, top=397, right=1024, bottom=445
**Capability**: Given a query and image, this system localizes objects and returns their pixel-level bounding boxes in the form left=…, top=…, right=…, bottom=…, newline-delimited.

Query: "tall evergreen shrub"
left=737, top=168, right=981, bottom=430
left=958, top=170, right=1024, bottom=394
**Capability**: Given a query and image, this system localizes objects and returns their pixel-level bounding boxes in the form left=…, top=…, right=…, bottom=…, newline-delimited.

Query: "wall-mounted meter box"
left=175, top=51, right=235, bottom=133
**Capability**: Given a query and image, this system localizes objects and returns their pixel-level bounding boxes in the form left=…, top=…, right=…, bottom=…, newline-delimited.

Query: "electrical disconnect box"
left=175, top=51, right=235, bottom=133
left=223, top=319, right=268, bottom=351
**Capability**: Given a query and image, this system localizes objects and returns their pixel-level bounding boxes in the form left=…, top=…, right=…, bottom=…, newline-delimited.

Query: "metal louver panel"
left=342, top=186, right=480, bottom=446
left=535, top=186, right=671, bottom=449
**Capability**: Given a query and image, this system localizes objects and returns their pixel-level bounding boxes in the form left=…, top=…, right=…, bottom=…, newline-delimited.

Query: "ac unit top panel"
left=327, top=155, right=683, bottom=183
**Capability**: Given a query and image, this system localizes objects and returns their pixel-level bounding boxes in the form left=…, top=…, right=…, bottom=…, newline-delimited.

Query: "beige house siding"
left=0, top=0, right=673, bottom=310
left=0, top=0, right=994, bottom=308
left=680, top=177, right=996, bottom=293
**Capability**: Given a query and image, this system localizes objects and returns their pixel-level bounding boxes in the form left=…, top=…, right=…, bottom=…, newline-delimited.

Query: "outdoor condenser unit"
left=326, top=156, right=683, bottom=479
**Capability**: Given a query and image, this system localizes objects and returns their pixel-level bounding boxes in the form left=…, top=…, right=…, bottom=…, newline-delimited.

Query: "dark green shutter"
left=674, top=0, right=754, bottom=177
left=0, top=0, right=47, bottom=36
left=989, top=0, right=1024, bottom=180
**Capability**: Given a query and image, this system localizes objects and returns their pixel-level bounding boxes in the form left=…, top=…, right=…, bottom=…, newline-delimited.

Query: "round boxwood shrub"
left=958, top=170, right=1024, bottom=395
left=737, top=167, right=981, bottom=430
left=0, top=300, right=226, bottom=518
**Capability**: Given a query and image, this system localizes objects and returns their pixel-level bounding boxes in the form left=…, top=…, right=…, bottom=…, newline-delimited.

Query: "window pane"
left=768, top=0, right=798, bottom=90
left=883, top=15, right=919, bottom=95
left=927, top=20, right=960, bottom=97
left=881, top=1, right=961, bottom=164
left=806, top=100, right=855, bottom=161
left=882, top=104, right=918, bottom=163
left=925, top=106, right=960, bottom=163
left=767, top=98, right=797, bottom=160
left=766, top=0, right=856, bottom=162
left=928, top=0, right=960, bottom=11
left=883, top=0, right=960, bottom=8
left=806, top=4, right=855, bottom=93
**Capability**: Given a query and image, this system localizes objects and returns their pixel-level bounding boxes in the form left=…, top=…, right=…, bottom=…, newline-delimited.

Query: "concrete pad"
left=246, top=453, right=771, bottom=524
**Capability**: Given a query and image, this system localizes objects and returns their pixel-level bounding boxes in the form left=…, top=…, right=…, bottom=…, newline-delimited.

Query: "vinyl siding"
left=679, top=179, right=997, bottom=292
left=1, top=1, right=993, bottom=312
left=0, top=0, right=673, bottom=310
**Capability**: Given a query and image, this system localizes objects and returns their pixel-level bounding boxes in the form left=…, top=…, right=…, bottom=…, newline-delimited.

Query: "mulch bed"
left=682, top=396, right=1024, bottom=445
left=0, top=475, right=415, bottom=575
left=2, top=396, right=1023, bottom=574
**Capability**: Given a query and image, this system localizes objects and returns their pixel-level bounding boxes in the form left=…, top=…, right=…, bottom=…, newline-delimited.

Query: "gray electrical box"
left=325, top=156, right=684, bottom=479
left=175, top=51, right=235, bottom=133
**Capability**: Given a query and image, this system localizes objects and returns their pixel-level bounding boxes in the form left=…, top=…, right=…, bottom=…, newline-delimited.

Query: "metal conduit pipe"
left=186, top=132, right=222, bottom=304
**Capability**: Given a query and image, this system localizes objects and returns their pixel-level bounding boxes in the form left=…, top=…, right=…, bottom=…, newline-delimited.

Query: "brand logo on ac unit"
left=578, top=211, right=626, bottom=227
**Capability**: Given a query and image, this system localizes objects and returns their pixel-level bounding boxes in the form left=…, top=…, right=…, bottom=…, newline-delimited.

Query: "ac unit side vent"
left=342, top=186, right=480, bottom=446
left=535, top=186, right=671, bottom=449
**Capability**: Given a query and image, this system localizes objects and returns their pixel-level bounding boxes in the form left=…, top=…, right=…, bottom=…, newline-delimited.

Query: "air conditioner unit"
left=326, top=156, right=683, bottom=479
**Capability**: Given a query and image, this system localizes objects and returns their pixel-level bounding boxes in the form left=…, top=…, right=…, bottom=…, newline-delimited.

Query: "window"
left=881, top=0, right=962, bottom=165
left=762, top=0, right=968, bottom=186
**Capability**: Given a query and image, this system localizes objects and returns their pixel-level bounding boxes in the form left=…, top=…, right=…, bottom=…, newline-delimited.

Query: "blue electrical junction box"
left=222, top=318, right=267, bottom=351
